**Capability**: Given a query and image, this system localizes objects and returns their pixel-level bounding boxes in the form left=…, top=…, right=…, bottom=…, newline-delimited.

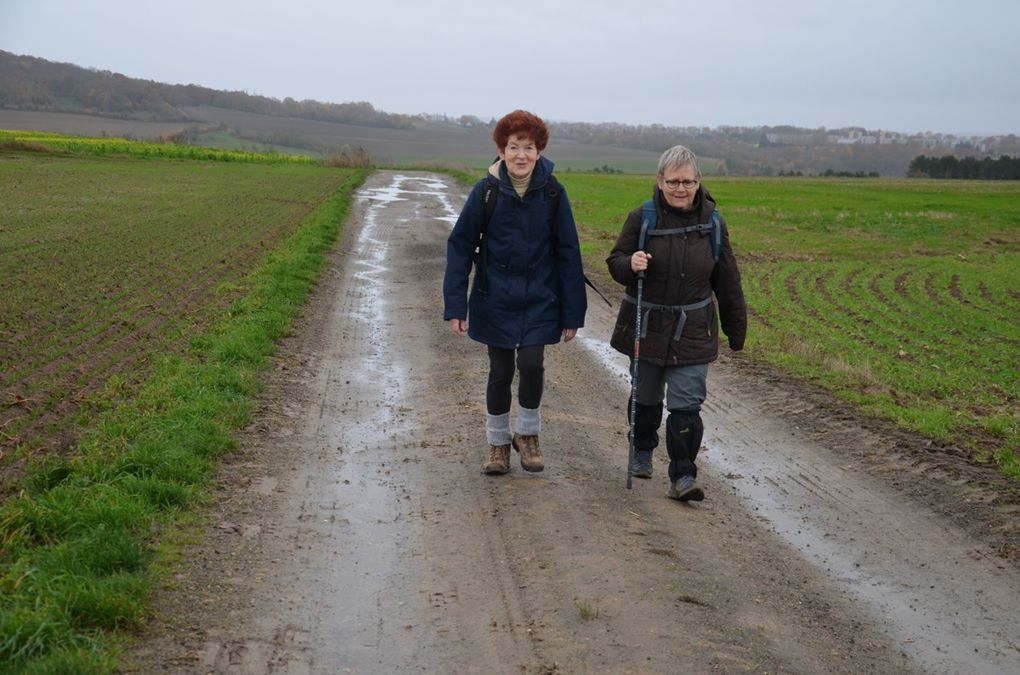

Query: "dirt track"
left=128, top=171, right=1020, bottom=674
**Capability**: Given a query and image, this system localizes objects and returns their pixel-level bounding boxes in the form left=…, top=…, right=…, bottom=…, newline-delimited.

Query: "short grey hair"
left=657, top=145, right=700, bottom=178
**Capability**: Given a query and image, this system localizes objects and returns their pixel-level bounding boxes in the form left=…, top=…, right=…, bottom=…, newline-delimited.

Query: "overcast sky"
left=3, top=0, right=1018, bottom=135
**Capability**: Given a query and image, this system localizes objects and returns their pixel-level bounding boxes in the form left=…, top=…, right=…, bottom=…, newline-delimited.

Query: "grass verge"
left=0, top=169, right=368, bottom=672
left=0, top=129, right=316, bottom=164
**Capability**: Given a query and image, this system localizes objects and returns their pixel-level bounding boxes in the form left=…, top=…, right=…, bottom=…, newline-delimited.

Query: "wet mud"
left=127, top=171, right=1020, bottom=674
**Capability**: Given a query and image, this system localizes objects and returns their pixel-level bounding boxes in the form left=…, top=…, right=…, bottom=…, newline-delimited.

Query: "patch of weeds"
left=0, top=139, right=55, bottom=153
left=573, top=598, right=598, bottom=621
left=997, top=446, right=1020, bottom=480
left=18, top=646, right=117, bottom=675
left=78, top=374, right=134, bottom=418
left=984, top=413, right=1018, bottom=440
left=34, top=526, right=148, bottom=578
left=0, top=607, right=82, bottom=667
left=24, top=457, right=75, bottom=493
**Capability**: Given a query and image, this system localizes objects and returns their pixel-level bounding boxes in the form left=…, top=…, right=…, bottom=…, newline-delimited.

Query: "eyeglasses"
left=661, top=178, right=699, bottom=190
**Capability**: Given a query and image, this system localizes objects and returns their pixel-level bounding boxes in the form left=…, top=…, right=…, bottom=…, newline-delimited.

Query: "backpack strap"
left=639, top=199, right=657, bottom=251
left=708, top=210, right=722, bottom=263
left=545, top=174, right=561, bottom=213
left=480, top=173, right=499, bottom=242
left=473, top=174, right=500, bottom=293
left=640, top=200, right=722, bottom=264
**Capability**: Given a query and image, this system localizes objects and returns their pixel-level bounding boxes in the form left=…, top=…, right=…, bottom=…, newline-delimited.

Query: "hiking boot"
left=629, top=450, right=653, bottom=479
left=512, top=433, right=544, bottom=472
left=668, top=475, right=705, bottom=502
left=483, top=444, right=511, bottom=475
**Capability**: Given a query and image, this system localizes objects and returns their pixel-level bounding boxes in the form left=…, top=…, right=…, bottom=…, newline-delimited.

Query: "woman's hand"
left=562, top=328, right=577, bottom=342
left=450, top=318, right=467, bottom=336
left=631, top=251, right=652, bottom=273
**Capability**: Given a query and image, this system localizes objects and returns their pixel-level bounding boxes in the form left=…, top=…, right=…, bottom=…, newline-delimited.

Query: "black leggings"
left=486, top=345, right=545, bottom=415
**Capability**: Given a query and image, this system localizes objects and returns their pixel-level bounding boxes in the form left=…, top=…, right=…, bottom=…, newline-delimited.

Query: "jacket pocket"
left=683, top=302, right=717, bottom=346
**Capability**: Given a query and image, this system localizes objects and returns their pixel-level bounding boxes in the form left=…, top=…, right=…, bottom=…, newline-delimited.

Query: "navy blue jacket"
left=443, top=156, right=587, bottom=348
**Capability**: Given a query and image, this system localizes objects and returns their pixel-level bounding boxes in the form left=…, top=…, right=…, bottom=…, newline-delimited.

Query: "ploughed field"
left=0, top=148, right=357, bottom=491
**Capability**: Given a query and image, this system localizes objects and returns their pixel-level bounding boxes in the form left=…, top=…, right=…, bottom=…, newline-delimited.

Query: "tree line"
left=907, top=154, right=1020, bottom=179
left=0, top=50, right=414, bottom=129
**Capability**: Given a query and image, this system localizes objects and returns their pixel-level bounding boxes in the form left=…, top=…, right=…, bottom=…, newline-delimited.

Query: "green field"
left=563, top=174, right=1020, bottom=474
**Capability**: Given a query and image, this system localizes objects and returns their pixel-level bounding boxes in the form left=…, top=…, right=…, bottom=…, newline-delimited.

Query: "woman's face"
left=498, top=134, right=540, bottom=179
left=658, top=165, right=700, bottom=211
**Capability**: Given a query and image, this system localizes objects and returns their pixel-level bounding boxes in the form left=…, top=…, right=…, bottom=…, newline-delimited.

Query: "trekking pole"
left=627, top=269, right=644, bottom=491
left=627, top=221, right=649, bottom=491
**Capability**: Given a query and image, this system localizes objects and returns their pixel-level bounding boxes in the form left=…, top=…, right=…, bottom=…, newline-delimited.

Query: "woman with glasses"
left=606, top=145, right=746, bottom=501
left=444, top=110, right=587, bottom=476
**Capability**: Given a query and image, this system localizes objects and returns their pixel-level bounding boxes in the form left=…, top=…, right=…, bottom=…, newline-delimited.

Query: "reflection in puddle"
left=350, top=174, right=460, bottom=387
left=311, top=173, right=463, bottom=668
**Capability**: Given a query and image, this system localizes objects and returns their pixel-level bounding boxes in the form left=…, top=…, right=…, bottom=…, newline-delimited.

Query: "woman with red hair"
left=444, top=110, right=588, bottom=476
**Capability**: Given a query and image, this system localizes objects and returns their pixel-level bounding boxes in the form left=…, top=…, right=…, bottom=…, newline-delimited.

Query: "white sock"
left=486, top=412, right=512, bottom=445
left=516, top=405, right=541, bottom=436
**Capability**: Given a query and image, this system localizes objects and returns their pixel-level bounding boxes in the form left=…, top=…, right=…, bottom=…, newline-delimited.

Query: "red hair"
left=492, top=110, right=549, bottom=152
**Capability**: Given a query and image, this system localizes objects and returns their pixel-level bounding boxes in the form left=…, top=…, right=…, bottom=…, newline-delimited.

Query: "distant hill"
left=0, top=49, right=413, bottom=128
left=3, top=50, right=1017, bottom=175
